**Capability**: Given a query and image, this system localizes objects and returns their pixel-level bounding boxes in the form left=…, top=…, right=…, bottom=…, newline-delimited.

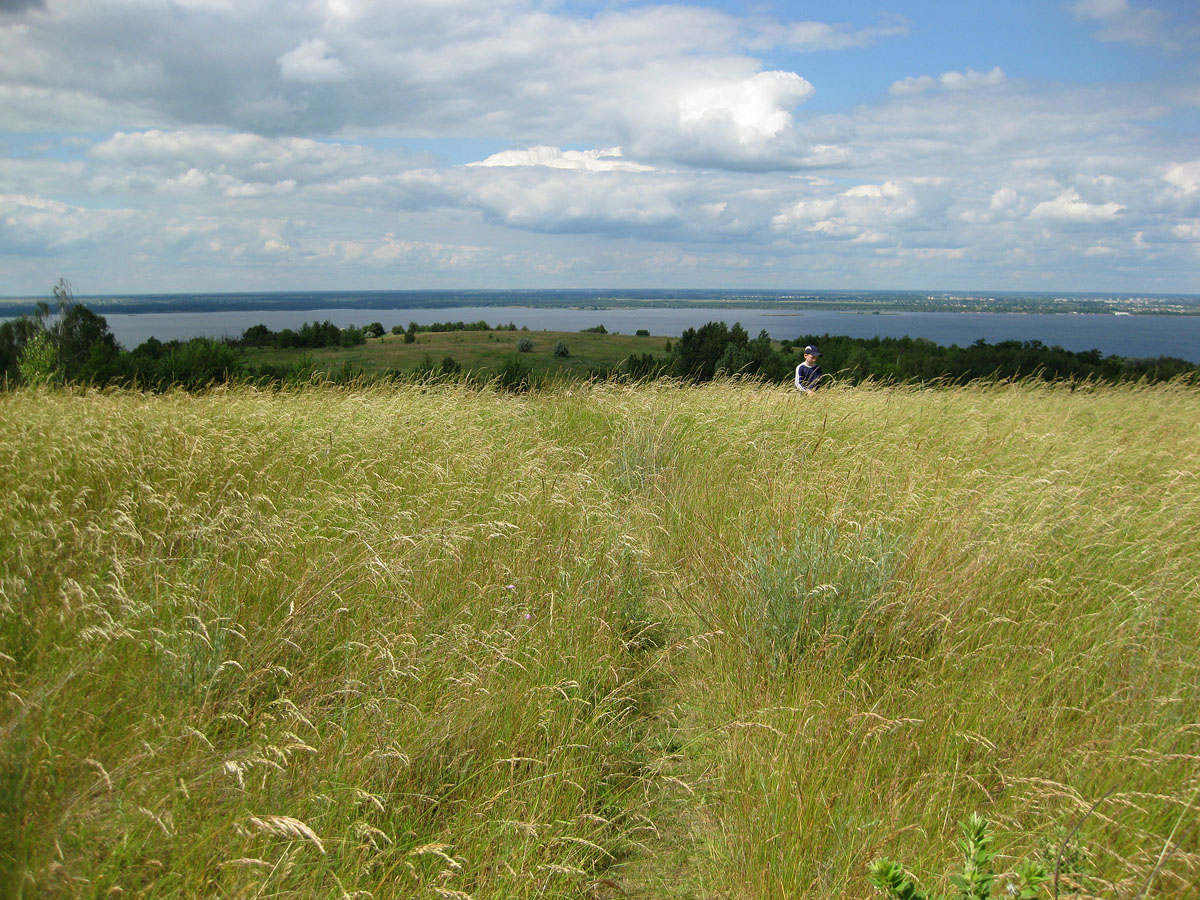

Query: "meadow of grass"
left=1, top=376, right=1197, bottom=899
left=242, top=329, right=670, bottom=379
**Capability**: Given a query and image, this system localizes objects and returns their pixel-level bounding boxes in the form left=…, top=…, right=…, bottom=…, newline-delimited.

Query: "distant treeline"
left=0, top=285, right=381, bottom=389
left=2, top=289, right=1196, bottom=391
left=0, top=294, right=539, bottom=389
left=670, top=321, right=1198, bottom=386
left=386, top=320, right=523, bottom=344
left=240, top=320, right=371, bottom=348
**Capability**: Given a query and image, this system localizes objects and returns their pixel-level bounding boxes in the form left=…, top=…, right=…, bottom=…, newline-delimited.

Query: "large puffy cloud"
left=0, top=5, right=734, bottom=147
left=1, top=2, right=1197, bottom=292
left=2, top=75, right=1194, bottom=291
left=771, top=178, right=955, bottom=245
left=621, top=70, right=829, bottom=170
left=1030, top=189, right=1125, bottom=223
left=1164, top=160, right=1200, bottom=204
left=0, top=1, right=864, bottom=172
left=0, top=192, right=136, bottom=255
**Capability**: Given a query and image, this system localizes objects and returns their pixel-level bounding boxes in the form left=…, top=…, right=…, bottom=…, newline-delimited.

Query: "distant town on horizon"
left=3, top=288, right=1199, bottom=319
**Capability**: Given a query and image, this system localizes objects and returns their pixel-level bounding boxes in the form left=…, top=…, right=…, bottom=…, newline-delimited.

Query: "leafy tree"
left=52, top=302, right=119, bottom=382
left=673, top=320, right=746, bottom=381
left=17, top=328, right=59, bottom=386
left=0, top=314, right=46, bottom=384
left=241, top=324, right=273, bottom=346
left=339, top=325, right=366, bottom=347
left=154, top=338, right=243, bottom=390
left=716, top=342, right=755, bottom=376
left=298, top=320, right=341, bottom=348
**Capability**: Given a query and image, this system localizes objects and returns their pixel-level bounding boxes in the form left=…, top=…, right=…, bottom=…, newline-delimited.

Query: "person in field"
left=794, top=344, right=823, bottom=392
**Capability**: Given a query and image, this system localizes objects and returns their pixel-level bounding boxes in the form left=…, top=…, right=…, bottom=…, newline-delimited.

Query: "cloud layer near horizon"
left=0, top=0, right=1198, bottom=293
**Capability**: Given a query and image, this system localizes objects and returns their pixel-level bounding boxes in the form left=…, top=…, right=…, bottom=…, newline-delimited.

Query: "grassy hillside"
left=243, top=328, right=672, bottom=378
left=2, top=378, right=1198, bottom=899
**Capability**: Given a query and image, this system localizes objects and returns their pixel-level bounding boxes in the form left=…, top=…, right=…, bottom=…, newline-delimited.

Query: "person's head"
left=803, top=344, right=820, bottom=364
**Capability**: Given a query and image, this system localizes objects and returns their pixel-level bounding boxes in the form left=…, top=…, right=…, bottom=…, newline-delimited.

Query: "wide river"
left=40, top=306, right=1200, bottom=363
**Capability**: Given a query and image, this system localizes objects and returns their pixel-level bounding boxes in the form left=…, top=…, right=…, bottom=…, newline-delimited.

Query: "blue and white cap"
left=803, top=345, right=820, bottom=356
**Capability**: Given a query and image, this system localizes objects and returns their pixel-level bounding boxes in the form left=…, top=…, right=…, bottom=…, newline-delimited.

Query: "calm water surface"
left=41, top=306, right=1200, bottom=363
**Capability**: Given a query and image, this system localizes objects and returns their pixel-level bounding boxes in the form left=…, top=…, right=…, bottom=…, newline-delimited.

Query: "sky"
left=1, top=0, right=1198, bottom=296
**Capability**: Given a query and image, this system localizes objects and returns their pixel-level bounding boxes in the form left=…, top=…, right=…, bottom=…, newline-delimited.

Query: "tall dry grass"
left=641, top=377, right=1200, bottom=899
left=1, top=376, right=1197, bottom=899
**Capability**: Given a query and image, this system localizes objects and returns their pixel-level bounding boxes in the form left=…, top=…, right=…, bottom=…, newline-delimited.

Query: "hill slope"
left=2, top=379, right=1198, bottom=898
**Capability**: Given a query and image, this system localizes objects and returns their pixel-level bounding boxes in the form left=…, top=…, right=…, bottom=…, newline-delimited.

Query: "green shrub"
left=746, top=522, right=897, bottom=666
left=413, top=354, right=461, bottom=379
left=620, top=353, right=663, bottom=380
left=553, top=341, right=570, bottom=358
left=154, top=337, right=243, bottom=390
left=496, top=353, right=531, bottom=391
left=16, top=328, right=59, bottom=386
left=339, top=325, right=366, bottom=347
left=517, top=336, right=534, bottom=352
left=868, top=814, right=1048, bottom=900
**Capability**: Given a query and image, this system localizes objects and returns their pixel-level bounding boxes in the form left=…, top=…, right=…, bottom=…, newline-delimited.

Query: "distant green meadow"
left=243, top=328, right=669, bottom=379
left=2, top=378, right=1197, bottom=898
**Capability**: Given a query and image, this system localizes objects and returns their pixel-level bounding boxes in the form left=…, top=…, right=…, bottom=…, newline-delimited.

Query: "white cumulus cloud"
left=677, top=71, right=812, bottom=140
left=278, top=39, right=350, bottom=84
left=1029, top=189, right=1124, bottom=223
left=771, top=178, right=952, bottom=243
left=623, top=70, right=823, bottom=171
left=890, top=67, right=1005, bottom=97
left=1164, top=161, right=1200, bottom=195
left=468, top=146, right=653, bottom=172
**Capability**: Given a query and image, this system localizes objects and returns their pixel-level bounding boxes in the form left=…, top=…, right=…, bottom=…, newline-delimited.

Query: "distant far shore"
left=2, top=288, right=1199, bottom=319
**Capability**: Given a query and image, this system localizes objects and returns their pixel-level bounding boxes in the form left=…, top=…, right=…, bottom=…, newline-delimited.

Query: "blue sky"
left=1, top=0, right=1197, bottom=295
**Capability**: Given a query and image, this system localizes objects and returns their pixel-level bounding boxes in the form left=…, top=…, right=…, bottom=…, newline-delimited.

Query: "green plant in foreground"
left=15, top=327, right=59, bottom=386
left=869, top=815, right=1049, bottom=900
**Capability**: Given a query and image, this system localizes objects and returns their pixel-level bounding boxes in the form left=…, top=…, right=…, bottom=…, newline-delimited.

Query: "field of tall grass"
left=2, top=377, right=1197, bottom=899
